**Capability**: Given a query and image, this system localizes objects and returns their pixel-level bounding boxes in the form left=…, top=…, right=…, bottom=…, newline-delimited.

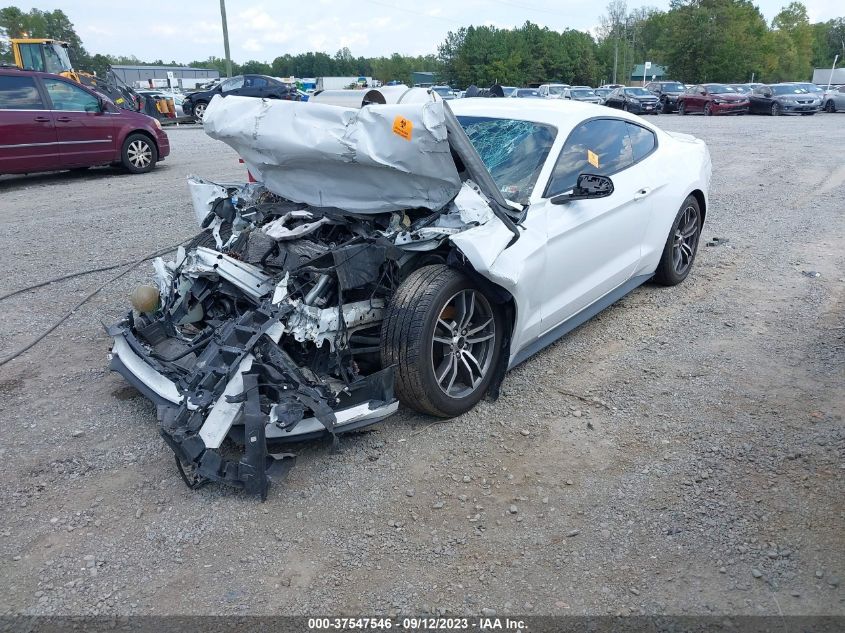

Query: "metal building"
left=110, top=65, right=219, bottom=90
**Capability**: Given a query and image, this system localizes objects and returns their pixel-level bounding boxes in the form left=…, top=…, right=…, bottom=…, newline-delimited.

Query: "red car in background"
left=0, top=68, right=169, bottom=176
left=678, top=83, right=749, bottom=116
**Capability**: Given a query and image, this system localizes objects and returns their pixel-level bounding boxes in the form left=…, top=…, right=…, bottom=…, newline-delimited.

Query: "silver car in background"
left=822, top=85, right=845, bottom=112
left=563, top=87, right=602, bottom=104
left=538, top=83, right=570, bottom=98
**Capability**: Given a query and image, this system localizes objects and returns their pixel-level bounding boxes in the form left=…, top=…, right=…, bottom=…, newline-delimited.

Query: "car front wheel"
left=381, top=265, right=503, bottom=418
left=653, top=195, right=702, bottom=286
left=193, top=101, right=208, bottom=120
left=771, top=102, right=781, bottom=116
left=824, top=100, right=836, bottom=113
left=121, top=134, right=157, bottom=174
left=678, top=101, right=687, bottom=115
left=704, top=102, right=713, bottom=116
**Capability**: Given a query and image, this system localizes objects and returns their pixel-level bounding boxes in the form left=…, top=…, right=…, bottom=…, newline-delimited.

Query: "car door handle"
left=34, top=116, right=51, bottom=122
left=56, top=116, right=72, bottom=122
left=634, top=187, right=653, bottom=200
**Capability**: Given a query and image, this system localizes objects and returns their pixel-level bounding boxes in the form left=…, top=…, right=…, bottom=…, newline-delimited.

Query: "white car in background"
left=109, top=97, right=711, bottom=496
left=538, top=83, right=571, bottom=98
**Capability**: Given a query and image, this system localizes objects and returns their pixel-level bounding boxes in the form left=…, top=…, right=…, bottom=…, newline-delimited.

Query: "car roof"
left=448, top=96, right=630, bottom=129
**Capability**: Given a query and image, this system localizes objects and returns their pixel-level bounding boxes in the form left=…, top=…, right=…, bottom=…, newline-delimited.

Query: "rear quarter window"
left=0, top=75, right=44, bottom=110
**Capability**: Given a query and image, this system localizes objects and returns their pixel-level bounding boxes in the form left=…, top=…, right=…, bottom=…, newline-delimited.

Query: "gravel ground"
left=0, top=112, right=842, bottom=617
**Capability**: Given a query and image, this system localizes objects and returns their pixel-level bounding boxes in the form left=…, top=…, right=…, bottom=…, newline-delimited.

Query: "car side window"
left=0, top=75, right=45, bottom=110
left=250, top=77, right=268, bottom=88
left=221, top=76, right=245, bottom=92
left=42, top=78, right=99, bottom=112
left=626, top=123, right=657, bottom=162
left=545, top=119, right=634, bottom=198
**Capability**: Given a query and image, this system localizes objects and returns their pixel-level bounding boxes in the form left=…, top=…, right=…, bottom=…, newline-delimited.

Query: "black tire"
left=622, top=102, right=629, bottom=112
left=121, top=133, right=157, bottom=174
left=381, top=265, right=503, bottom=418
left=678, top=101, right=687, bottom=115
left=192, top=101, right=208, bottom=121
left=824, top=100, right=836, bottom=113
left=653, top=195, right=703, bottom=287
left=704, top=102, right=713, bottom=116
left=771, top=102, right=781, bottom=116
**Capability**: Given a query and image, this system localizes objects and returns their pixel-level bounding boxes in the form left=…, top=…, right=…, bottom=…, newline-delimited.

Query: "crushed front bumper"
left=108, top=318, right=398, bottom=499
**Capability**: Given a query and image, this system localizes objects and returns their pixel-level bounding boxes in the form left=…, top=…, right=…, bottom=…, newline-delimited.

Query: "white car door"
left=536, top=118, right=659, bottom=331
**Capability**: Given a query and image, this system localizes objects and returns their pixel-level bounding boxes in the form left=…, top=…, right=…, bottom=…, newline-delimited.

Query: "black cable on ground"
left=0, top=239, right=188, bottom=303
left=0, top=238, right=190, bottom=368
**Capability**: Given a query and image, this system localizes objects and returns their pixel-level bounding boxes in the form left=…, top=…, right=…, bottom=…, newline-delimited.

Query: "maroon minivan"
left=0, top=68, right=170, bottom=175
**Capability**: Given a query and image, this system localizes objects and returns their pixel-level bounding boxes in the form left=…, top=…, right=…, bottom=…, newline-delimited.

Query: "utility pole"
left=612, top=30, right=619, bottom=85
left=219, top=0, right=232, bottom=78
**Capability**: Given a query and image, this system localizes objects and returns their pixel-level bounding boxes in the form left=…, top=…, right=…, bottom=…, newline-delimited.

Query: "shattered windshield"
left=457, top=115, right=556, bottom=204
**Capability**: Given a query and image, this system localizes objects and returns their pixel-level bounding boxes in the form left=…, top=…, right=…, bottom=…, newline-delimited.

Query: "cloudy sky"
left=8, top=0, right=844, bottom=62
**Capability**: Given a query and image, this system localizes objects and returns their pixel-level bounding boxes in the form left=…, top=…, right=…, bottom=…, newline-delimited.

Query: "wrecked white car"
left=108, top=96, right=711, bottom=498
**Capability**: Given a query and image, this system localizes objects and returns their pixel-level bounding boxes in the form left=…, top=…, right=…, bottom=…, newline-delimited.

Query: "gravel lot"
left=0, top=112, right=842, bottom=617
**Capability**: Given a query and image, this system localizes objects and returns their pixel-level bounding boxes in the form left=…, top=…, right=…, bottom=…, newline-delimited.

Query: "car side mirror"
left=551, top=174, right=614, bottom=204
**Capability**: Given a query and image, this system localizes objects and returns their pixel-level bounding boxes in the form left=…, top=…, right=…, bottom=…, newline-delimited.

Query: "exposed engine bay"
left=108, top=175, right=508, bottom=498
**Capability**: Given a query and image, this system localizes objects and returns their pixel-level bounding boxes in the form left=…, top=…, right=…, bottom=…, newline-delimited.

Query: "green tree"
left=771, top=2, right=814, bottom=79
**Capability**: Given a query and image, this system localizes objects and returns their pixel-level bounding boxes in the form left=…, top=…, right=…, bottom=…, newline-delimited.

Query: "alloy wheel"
left=127, top=140, right=152, bottom=170
left=672, top=204, right=700, bottom=276
left=771, top=102, right=781, bottom=116
left=194, top=102, right=206, bottom=120
left=704, top=103, right=712, bottom=116
left=431, top=289, right=496, bottom=399
left=679, top=102, right=686, bottom=115
left=825, top=100, right=835, bottom=113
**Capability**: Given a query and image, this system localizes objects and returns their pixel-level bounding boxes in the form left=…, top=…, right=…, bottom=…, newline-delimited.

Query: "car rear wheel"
left=622, top=103, right=629, bottom=112
left=121, top=134, right=157, bottom=174
left=678, top=101, right=687, bottom=115
left=193, top=101, right=208, bottom=121
left=771, top=102, right=781, bottom=116
left=704, top=103, right=713, bottom=116
left=653, top=195, right=702, bottom=286
left=381, top=265, right=503, bottom=418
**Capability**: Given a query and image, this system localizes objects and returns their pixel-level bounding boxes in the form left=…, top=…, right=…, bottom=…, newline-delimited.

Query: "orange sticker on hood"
left=392, top=115, right=413, bottom=141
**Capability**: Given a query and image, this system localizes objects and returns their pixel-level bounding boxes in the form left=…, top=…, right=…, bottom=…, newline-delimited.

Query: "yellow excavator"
left=10, top=38, right=172, bottom=117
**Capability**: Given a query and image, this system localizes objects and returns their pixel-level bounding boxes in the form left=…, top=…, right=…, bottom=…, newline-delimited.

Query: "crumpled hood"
left=202, top=96, right=462, bottom=213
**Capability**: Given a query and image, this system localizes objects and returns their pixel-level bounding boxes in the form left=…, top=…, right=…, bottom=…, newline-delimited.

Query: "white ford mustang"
left=108, top=96, right=710, bottom=496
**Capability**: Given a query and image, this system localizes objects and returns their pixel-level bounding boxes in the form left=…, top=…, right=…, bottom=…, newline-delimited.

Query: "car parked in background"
left=430, top=86, right=456, bottom=100
left=538, top=83, right=570, bottom=98
left=501, top=86, right=518, bottom=97
left=0, top=68, right=169, bottom=175
left=677, top=83, right=749, bottom=116
left=563, top=87, right=602, bottom=104
left=182, top=74, right=300, bottom=120
left=593, top=87, right=612, bottom=104
left=748, top=84, right=822, bottom=115
left=603, top=86, right=660, bottom=114
left=511, top=88, right=543, bottom=98
left=822, top=85, right=845, bottom=112
left=645, top=80, right=686, bottom=113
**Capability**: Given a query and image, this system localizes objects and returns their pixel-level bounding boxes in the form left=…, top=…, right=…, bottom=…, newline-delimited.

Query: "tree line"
left=1, top=3, right=843, bottom=88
